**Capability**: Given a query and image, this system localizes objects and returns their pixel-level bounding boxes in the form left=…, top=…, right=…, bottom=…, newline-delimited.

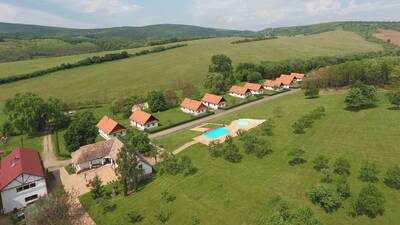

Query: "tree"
left=335, top=176, right=350, bottom=198
left=292, top=119, right=306, bottom=134
left=223, top=141, right=242, bottom=163
left=63, top=111, right=97, bottom=151
left=234, top=69, right=262, bottom=82
left=180, top=155, right=196, bottom=176
left=353, top=184, right=385, bottom=217
left=312, top=155, right=330, bottom=172
left=260, top=118, right=274, bottom=136
left=158, top=153, right=181, bottom=175
left=345, top=81, right=378, bottom=110
left=304, top=84, right=320, bottom=99
left=203, top=73, right=229, bottom=94
left=208, top=140, right=223, bottom=158
left=148, top=90, right=168, bottom=112
left=386, top=90, right=400, bottom=109
left=116, top=132, right=143, bottom=195
left=359, top=161, right=379, bottom=182
left=240, top=132, right=257, bottom=154
left=182, top=83, right=201, bottom=100
left=46, top=97, right=70, bottom=130
left=4, top=93, right=48, bottom=135
left=383, top=165, right=400, bottom=189
left=307, top=185, right=342, bottom=212
left=253, top=139, right=273, bottom=159
left=163, top=90, right=179, bottom=108
left=123, top=129, right=153, bottom=154
left=288, top=148, right=306, bottom=166
left=333, top=157, right=351, bottom=176
left=25, top=187, right=80, bottom=225
left=127, top=211, right=144, bottom=224
left=90, top=175, right=104, bottom=199
left=209, top=54, right=233, bottom=75
left=0, top=121, right=14, bottom=137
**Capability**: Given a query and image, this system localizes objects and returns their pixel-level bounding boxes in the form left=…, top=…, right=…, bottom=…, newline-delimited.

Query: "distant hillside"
left=0, top=22, right=255, bottom=62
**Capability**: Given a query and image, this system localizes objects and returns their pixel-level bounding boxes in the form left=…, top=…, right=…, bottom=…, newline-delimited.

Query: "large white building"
left=96, top=116, right=127, bottom=140
left=71, top=139, right=153, bottom=175
left=0, top=148, right=47, bottom=214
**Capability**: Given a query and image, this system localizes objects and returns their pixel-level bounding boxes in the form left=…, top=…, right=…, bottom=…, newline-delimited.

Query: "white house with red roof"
left=0, top=148, right=47, bottom=214
left=96, top=116, right=127, bottom=140
left=129, top=110, right=159, bottom=130
left=180, top=98, right=207, bottom=116
left=244, top=83, right=264, bottom=95
left=201, top=93, right=227, bottom=110
left=229, top=86, right=251, bottom=99
left=290, top=73, right=305, bottom=82
left=264, top=80, right=284, bottom=90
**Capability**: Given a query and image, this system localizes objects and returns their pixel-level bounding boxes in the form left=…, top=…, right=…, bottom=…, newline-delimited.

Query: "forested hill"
left=262, top=21, right=400, bottom=37
left=0, top=22, right=255, bottom=40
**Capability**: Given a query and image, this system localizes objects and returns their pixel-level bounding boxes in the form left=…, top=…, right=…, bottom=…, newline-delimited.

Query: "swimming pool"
left=203, top=127, right=231, bottom=139
left=237, top=120, right=250, bottom=126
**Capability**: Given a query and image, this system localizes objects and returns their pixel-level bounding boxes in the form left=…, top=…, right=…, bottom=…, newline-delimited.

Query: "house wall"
left=202, top=101, right=226, bottom=110
left=98, top=129, right=126, bottom=140
left=264, top=86, right=274, bottom=90
left=250, top=90, right=264, bottom=95
left=1, top=175, right=47, bottom=214
left=130, top=121, right=158, bottom=130
left=180, top=107, right=206, bottom=116
left=229, top=92, right=250, bottom=99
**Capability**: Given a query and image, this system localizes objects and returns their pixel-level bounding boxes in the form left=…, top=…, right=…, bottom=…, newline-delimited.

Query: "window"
left=16, top=182, right=36, bottom=192
left=25, top=194, right=38, bottom=202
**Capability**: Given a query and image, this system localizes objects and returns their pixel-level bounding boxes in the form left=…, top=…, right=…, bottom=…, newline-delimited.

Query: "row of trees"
left=292, top=107, right=326, bottom=134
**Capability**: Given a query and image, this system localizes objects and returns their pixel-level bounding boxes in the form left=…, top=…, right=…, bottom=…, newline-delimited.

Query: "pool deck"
left=194, top=119, right=265, bottom=145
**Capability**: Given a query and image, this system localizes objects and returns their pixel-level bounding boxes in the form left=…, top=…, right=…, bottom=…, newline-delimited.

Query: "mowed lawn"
left=81, top=91, right=400, bottom=225
left=0, top=30, right=382, bottom=108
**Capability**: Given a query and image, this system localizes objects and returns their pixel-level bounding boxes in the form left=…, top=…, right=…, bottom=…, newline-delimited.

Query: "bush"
left=156, top=211, right=170, bottom=224
left=180, top=156, right=197, bottom=176
left=292, top=107, right=325, bottom=134
left=353, top=184, right=385, bottom=217
left=359, top=161, right=379, bottom=182
left=90, top=175, right=104, bottom=199
left=345, top=81, right=378, bottom=110
left=260, top=118, right=274, bottom=136
left=383, top=165, right=400, bottom=189
left=320, top=169, right=334, bottom=183
left=333, top=157, right=351, bottom=176
left=223, top=141, right=242, bottom=163
left=208, top=140, right=223, bottom=157
left=96, top=198, right=116, bottom=213
left=64, top=164, right=75, bottom=175
left=161, top=191, right=176, bottom=203
left=312, top=155, right=330, bottom=172
left=158, top=154, right=181, bottom=175
left=304, top=84, right=320, bottom=98
left=335, top=177, right=350, bottom=198
left=307, top=185, right=342, bottom=212
left=127, top=211, right=144, bottom=223
left=386, top=90, right=400, bottom=109
left=288, top=148, right=306, bottom=166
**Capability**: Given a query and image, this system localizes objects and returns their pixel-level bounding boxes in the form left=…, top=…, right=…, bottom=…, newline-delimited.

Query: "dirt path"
left=149, top=89, right=300, bottom=140
left=42, top=134, right=70, bottom=171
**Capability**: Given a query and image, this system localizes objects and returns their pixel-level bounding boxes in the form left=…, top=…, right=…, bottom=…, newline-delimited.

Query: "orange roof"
left=244, top=83, right=263, bottom=91
left=290, top=73, right=305, bottom=79
left=201, top=93, right=226, bottom=105
left=277, top=74, right=295, bottom=85
left=230, top=86, right=250, bottom=94
left=129, top=110, right=158, bottom=125
left=181, top=98, right=206, bottom=111
left=96, top=116, right=126, bottom=135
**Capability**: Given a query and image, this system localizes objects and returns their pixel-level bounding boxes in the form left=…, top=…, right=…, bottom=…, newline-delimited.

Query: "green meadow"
left=81, top=91, right=400, bottom=225
left=0, top=30, right=382, bottom=108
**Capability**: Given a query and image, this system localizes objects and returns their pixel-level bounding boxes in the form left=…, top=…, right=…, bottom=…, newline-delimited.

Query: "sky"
left=0, top=0, right=400, bottom=31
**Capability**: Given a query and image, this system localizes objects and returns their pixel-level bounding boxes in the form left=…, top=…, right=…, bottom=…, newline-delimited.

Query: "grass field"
left=81, top=91, right=400, bottom=225
left=0, top=30, right=382, bottom=109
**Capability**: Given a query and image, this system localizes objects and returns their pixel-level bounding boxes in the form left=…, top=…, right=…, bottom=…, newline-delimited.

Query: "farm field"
left=81, top=91, right=400, bottom=225
left=374, top=29, right=400, bottom=47
left=0, top=30, right=382, bottom=108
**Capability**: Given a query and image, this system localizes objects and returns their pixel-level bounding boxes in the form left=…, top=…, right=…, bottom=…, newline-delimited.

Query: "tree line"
left=231, top=36, right=277, bottom=44
left=0, top=44, right=187, bottom=86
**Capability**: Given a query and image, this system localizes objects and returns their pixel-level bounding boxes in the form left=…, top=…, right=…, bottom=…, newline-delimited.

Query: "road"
left=149, top=89, right=300, bottom=139
left=42, top=134, right=71, bottom=171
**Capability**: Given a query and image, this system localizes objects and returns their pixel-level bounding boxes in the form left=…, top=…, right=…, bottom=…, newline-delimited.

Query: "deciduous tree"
left=63, top=111, right=97, bottom=151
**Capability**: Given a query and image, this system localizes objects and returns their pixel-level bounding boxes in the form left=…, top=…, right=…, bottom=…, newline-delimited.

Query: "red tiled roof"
left=264, top=80, right=283, bottom=87
left=129, top=110, right=158, bottom=125
left=201, top=93, right=226, bottom=105
left=290, top=73, right=305, bottom=79
left=96, top=116, right=126, bottom=135
left=244, top=83, right=263, bottom=91
left=277, top=74, right=295, bottom=85
left=230, top=86, right=250, bottom=95
left=0, top=148, right=45, bottom=190
left=181, top=98, right=206, bottom=111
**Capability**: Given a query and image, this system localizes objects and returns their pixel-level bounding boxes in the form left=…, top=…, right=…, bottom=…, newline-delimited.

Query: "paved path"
left=172, top=140, right=199, bottom=155
left=149, top=89, right=300, bottom=139
left=42, top=134, right=70, bottom=171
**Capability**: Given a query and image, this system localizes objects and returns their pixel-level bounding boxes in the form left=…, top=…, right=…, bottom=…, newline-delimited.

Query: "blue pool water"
left=237, top=120, right=250, bottom=126
left=204, top=128, right=231, bottom=139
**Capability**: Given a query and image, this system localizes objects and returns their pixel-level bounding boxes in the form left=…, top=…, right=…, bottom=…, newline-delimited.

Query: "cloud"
left=63, top=0, right=143, bottom=15
left=305, top=0, right=342, bottom=15
left=0, top=2, right=93, bottom=28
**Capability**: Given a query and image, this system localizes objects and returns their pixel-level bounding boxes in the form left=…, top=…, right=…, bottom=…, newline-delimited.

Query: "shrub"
left=345, top=81, right=378, bottom=110
left=191, top=216, right=201, bottom=225
left=359, top=161, right=379, bottom=182
left=333, top=157, right=351, bottom=176
left=386, top=90, right=400, bottom=109
left=161, top=191, right=176, bottom=203
left=353, top=184, right=385, bottom=217
left=288, top=148, right=306, bottom=166
left=208, top=140, right=223, bottom=158
left=254, top=139, right=273, bottom=159
left=260, top=118, right=274, bottom=136
left=180, top=156, right=197, bottom=176
left=158, top=154, right=181, bottom=175
left=335, top=177, right=350, bottom=198
left=127, top=211, right=144, bottom=223
left=304, top=83, right=320, bottom=98
left=90, top=175, right=104, bottom=199
left=96, top=198, right=116, bottom=213
left=156, top=211, right=170, bottom=224
left=312, top=155, right=330, bottom=172
left=320, top=169, right=334, bottom=183
left=383, top=165, right=400, bottom=189
left=307, top=185, right=342, bottom=212
left=223, top=142, right=242, bottom=163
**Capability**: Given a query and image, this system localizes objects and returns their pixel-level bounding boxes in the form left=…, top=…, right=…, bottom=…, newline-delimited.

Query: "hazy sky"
left=0, top=0, right=399, bottom=30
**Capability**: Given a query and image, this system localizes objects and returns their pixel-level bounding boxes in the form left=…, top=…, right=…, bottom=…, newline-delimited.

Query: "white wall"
left=250, top=90, right=264, bottom=95
left=1, top=175, right=47, bottom=214
left=99, top=129, right=126, bottom=140
left=130, top=121, right=158, bottom=130
left=181, top=107, right=206, bottom=116
left=229, top=92, right=250, bottom=99
left=202, top=101, right=226, bottom=110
